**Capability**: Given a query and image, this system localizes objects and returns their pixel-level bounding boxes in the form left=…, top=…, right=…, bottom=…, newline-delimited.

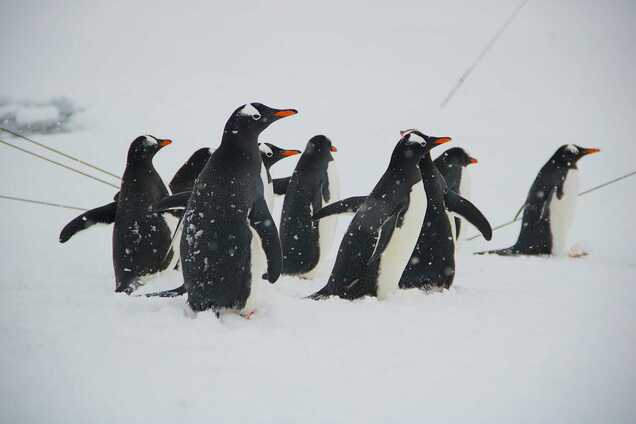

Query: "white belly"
left=303, top=162, right=340, bottom=279
left=261, top=164, right=274, bottom=210
left=163, top=212, right=182, bottom=270
left=549, top=170, right=578, bottom=255
left=245, top=226, right=266, bottom=312
left=376, top=182, right=427, bottom=299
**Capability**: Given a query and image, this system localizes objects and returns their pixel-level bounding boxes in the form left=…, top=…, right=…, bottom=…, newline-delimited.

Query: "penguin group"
left=59, top=102, right=600, bottom=317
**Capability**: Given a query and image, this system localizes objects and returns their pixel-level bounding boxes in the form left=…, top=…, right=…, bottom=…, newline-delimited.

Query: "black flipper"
left=445, top=191, right=493, bottom=241
left=321, top=176, right=331, bottom=203
left=153, top=191, right=191, bottom=213
left=144, top=284, right=186, bottom=298
left=540, top=187, right=556, bottom=220
left=249, top=197, right=282, bottom=284
left=367, top=212, right=400, bottom=264
left=272, top=177, right=291, bottom=195
left=59, top=202, right=117, bottom=243
left=312, top=196, right=367, bottom=220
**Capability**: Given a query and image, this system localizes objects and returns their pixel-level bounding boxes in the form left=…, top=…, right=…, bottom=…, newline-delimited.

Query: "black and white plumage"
left=399, top=139, right=492, bottom=291
left=59, top=135, right=176, bottom=293
left=310, top=130, right=447, bottom=300
left=476, top=144, right=600, bottom=256
left=434, top=147, right=478, bottom=240
left=161, top=102, right=297, bottom=315
left=279, top=135, right=339, bottom=279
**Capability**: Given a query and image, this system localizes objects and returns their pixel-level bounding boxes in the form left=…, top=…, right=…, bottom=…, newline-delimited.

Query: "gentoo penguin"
left=59, top=135, right=176, bottom=293
left=142, top=141, right=300, bottom=299
left=279, top=135, right=339, bottom=279
left=476, top=144, right=600, bottom=256
left=399, top=135, right=492, bottom=290
left=310, top=130, right=445, bottom=300
left=433, top=147, right=478, bottom=240
left=154, top=103, right=297, bottom=315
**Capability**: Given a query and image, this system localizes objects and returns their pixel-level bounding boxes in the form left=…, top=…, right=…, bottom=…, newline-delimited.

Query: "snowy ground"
left=1, top=1, right=635, bottom=423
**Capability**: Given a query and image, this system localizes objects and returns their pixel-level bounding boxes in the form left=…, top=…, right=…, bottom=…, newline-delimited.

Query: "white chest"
left=261, top=164, right=274, bottom=210
left=549, top=170, right=579, bottom=255
left=376, top=182, right=427, bottom=299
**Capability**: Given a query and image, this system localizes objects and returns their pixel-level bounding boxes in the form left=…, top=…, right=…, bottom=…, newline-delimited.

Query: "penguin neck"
left=419, top=153, right=435, bottom=180
left=124, top=155, right=156, bottom=175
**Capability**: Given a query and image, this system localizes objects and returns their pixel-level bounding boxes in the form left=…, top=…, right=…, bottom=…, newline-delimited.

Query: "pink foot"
left=241, top=309, right=256, bottom=320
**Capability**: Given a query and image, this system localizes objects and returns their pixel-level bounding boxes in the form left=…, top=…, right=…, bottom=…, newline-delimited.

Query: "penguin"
left=399, top=134, right=492, bottom=291
left=433, top=147, right=478, bottom=240
left=309, top=130, right=447, bottom=300
left=59, top=135, right=176, bottom=293
left=142, top=142, right=301, bottom=299
left=279, top=135, right=339, bottom=279
left=152, top=103, right=297, bottom=315
left=476, top=144, right=600, bottom=256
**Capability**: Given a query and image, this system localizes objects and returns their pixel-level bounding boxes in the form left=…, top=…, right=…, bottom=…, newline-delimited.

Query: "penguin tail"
left=143, top=284, right=187, bottom=298
left=474, top=246, right=519, bottom=256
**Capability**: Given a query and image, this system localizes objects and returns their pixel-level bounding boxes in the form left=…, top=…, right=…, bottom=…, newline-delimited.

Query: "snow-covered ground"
left=1, top=1, right=635, bottom=422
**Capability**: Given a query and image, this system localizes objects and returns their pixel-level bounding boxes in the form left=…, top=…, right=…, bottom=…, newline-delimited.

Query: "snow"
left=1, top=0, right=636, bottom=423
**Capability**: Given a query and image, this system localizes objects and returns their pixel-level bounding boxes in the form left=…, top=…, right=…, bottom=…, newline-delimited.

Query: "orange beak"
left=158, top=139, right=172, bottom=148
left=433, top=137, right=452, bottom=145
left=582, top=147, right=600, bottom=156
left=469, top=157, right=478, bottom=165
left=330, top=146, right=338, bottom=152
left=281, top=149, right=302, bottom=158
left=273, top=109, right=298, bottom=118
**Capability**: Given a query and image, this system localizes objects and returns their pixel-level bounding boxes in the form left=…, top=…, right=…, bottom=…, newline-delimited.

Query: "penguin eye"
left=252, top=113, right=261, bottom=121
left=266, top=152, right=273, bottom=157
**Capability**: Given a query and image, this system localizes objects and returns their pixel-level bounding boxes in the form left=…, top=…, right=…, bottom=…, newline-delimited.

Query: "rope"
left=0, top=194, right=87, bottom=211
left=465, top=169, right=636, bottom=241
left=0, top=127, right=122, bottom=180
left=0, top=138, right=120, bottom=189
left=440, top=0, right=530, bottom=108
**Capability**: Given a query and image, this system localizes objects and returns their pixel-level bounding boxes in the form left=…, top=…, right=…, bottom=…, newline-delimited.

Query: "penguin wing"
left=445, top=191, right=493, bottom=241
left=312, top=196, right=367, bottom=220
left=249, top=197, right=282, bottom=284
left=539, top=187, right=556, bottom=220
left=272, top=177, right=291, bottom=195
left=321, top=177, right=331, bottom=203
left=152, top=191, right=191, bottom=213
left=59, top=202, right=117, bottom=243
left=367, top=211, right=401, bottom=264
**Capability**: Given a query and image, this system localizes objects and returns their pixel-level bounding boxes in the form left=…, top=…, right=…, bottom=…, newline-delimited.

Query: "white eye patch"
left=259, top=143, right=274, bottom=157
left=400, top=129, right=426, bottom=143
left=565, top=144, right=579, bottom=154
left=240, top=103, right=261, bottom=120
left=143, top=135, right=158, bottom=147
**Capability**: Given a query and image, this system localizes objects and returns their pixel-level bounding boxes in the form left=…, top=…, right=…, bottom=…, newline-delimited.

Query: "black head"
left=127, top=135, right=172, bottom=162
left=303, top=135, right=337, bottom=162
left=552, top=144, right=600, bottom=169
left=437, top=147, right=477, bottom=167
left=223, top=102, right=298, bottom=139
left=259, top=142, right=301, bottom=169
left=395, top=129, right=452, bottom=162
